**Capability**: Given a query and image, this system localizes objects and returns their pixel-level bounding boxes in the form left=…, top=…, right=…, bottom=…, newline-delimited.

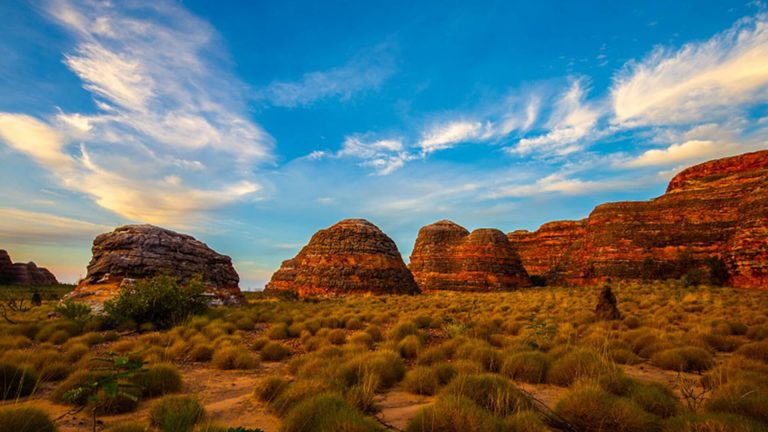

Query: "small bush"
left=547, top=349, right=609, bottom=386
left=190, top=344, right=214, bottom=362
left=268, top=324, right=290, bottom=340
left=282, top=392, right=383, bottom=432
left=705, top=379, right=768, bottom=424
left=0, top=362, right=39, bottom=400
left=651, top=347, right=714, bottom=372
left=254, top=376, right=290, bottom=402
left=501, top=351, right=551, bottom=383
left=260, top=342, right=291, bottom=361
left=389, top=322, right=419, bottom=342
left=406, top=395, right=505, bottom=432
left=0, top=407, right=56, bottom=432
left=663, top=413, right=767, bottom=432
left=327, top=329, right=347, bottom=345
left=397, top=335, right=422, bottom=359
left=133, top=363, right=183, bottom=397
left=150, top=395, right=205, bottom=432
left=40, top=361, right=72, bottom=382
left=403, top=366, right=441, bottom=395
left=338, top=351, right=405, bottom=390
left=270, top=379, right=333, bottom=416
left=104, top=275, right=208, bottom=329
left=416, top=346, right=448, bottom=365
left=211, top=346, right=259, bottom=370
left=555, top=386, right=661, bottom=432
left=736, top=341, right=768, bottom=363
left=441, top=374, right=531, bottom=417
left=504, top=411, right=549, bottom=432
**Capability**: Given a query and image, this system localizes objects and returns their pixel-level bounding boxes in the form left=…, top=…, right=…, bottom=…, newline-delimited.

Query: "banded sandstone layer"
left=508, top=150, right=768, bottom=288
left=265, top=219, right=419, bottom=297
left=409, top=220, right=530, bottom=291
left=67, top=225, right=244, bottom=307
left=0, top=249, right=58, bottom=285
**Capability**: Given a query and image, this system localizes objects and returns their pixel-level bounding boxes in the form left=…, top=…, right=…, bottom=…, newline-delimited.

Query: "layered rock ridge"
left=265, top=219, right=419, bottom=297
left=507, top=150, right=768, bottom=289
left=0, top=249, right=58, bottom=285
left=66, top=225, right=244, bottom=306
left=409, top=220, right=530, bottom=291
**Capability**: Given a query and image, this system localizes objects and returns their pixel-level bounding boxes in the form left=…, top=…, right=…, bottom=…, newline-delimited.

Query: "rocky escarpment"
left=66, top=225, right=243, bottom=306
left=409, top=220, right=530, bottom=291
left=508, top=150, right=768, bottom=289
left=0, top=249, right=58, bottom=285
left=265, top=219, right=419, bottom=297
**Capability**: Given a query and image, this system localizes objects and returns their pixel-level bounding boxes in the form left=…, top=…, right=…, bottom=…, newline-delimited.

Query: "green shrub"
left=270, top=379, right=334, bottom=416
left=406, top=395, right=505, bottom=432
left=40, top=361, right=72, bottom=381
left=104, top=275, right=208, bottom=329
left=150, top=395, right=205, bottom=432
left=441, top=374, right=531, bottom=417
left=253, top=376, right=290, bottom=402
left=555, top=386, right=661, bottom=432
left=651, top=347, right=714, bottom=372
left=0, top=407, right=56, bottom=432
left=389, top=322, right=419, bottom=342
left=282, top=392, right=383, bottom=432
left=0, top=362, right=39, bottom=400
left=403, top=366, right=441, bottom=395
left=501, top=351, right=551, bottom=383
left=132, top=363, right=183, bottom=397
left=211, top=347, right=259, bottom=370
left=260, top=342, right=291, bottom=361
left=56, top=299, right=92, bottom=321
left=599, top=372, right=680, bottom=418
left=547, top=349, right=609, bottom=386
left=338, top=351, right=405, bottom=390
left=268, top=324, right=290, bottom=340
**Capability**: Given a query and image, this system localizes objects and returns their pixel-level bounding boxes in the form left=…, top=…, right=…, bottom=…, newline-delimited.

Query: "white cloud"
left=487, top=172, right=632, bottom=199
left=0, top=0, right=274, bottom=224
left=0, top=207, right=111, bottom=244
left=257, top=45, right=396, bottom=108
left=418, top=121, right=491, bottom=154
left=612, top=13, right=768, bottom=126
left=625, top=140, right=722, bottom=167
left=513, top=79, right=600, bottom=156
left=335, top=136, right=413, bottom=175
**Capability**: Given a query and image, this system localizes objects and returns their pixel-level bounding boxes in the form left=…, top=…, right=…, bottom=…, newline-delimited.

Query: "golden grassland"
left=1, top=282, right=768, bottom=431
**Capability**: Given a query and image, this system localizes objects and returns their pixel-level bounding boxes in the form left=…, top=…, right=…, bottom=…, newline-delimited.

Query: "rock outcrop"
left=595, top=286, right=622, bottom=320
left=265, top=219, right=419, bottom=297
left=409, top=220, right=530, bottom=291
left=66, top=225, right=243, bottom=306
left=0, top=250, right=58, bottom=285
left=508, top=150, right=768, bottom=289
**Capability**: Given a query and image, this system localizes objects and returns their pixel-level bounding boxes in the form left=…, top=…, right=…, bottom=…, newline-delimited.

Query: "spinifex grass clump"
left=0, top=362, right=38, bottom=400
left=0, top=406, right=56, bottom=432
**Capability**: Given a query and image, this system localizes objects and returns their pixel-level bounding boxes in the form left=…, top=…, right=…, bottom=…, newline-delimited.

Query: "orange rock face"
left=265, top=219, right=420, bottom=297
left=409, top=220, right=530, bottom=291
left=508, top=150, right=768, bottom=289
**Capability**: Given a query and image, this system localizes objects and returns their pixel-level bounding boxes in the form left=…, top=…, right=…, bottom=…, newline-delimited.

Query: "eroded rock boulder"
left=508, top=150, right=768, bottom=289
left=409, top=220, right=530, bottom=291
left=265, top=219, right=419, bottom=297
left=0, top=249, right=58, bottom=285
left=66, top=225, right=243, bottom=307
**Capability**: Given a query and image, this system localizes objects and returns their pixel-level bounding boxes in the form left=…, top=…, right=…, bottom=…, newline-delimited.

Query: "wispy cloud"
left=314, top=135, right=415, bottom=175
left=0, top=0, right=274, bottom=225
left=418, top=120, right=492, bottom=154
left=0, top=207, right=111, bottom=245
left=256, top=45, right=396, bottom=108
left=612, top=13, right=768, bottom=127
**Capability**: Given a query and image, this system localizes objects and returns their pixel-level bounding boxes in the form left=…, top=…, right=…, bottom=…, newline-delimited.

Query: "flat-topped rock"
left=265, top=219, right=419, bottom=297
left=66, top=225, right=243, bottom=306
left=409, top=220, right=530, bottom=291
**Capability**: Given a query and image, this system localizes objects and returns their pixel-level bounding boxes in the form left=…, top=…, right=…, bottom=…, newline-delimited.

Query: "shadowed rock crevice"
left=265, top=219, right=419, bottom=297
left=409, top=220, right=530, bottom=292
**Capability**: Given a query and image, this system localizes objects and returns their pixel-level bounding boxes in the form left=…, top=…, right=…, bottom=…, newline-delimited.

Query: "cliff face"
left=265, top=219, right=420, bottom=297
left=66, top=225, right=244, bottom=307
left=507, top=150, right=768, bottom=288
left=409, top=220, right=530, bottom=291
left=0, top=249, right=58, bottom=285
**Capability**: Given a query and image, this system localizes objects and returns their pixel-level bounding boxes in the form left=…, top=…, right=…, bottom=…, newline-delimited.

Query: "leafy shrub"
left=211, top=347, right=259, bottom=370
left=406, top=395, right=505, bottom=432
left=56, top=299, right=92, bottom=321
left=501, top=351, right=551, bottom=383
left=555, top=386, right=661, bottom=432
left=651, top=347, right=714, bottom=372
left=104, top=275, right=208, bottom=329
left=260, top=342, right=291, bottom=361
left=150, top=395, right=205, bottom=432
left=133, top=363, right=183, bottom=397
left=0, top=362, right=38, bottom=400
left=441, top=374, right=531, bottom=417
left=0, top=407, right=55, bottom=432
left=282, top=392, right=383, bottom=432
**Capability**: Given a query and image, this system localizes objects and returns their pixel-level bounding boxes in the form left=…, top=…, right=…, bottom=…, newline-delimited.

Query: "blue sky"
left=1, top=0, right=767, bottom=288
